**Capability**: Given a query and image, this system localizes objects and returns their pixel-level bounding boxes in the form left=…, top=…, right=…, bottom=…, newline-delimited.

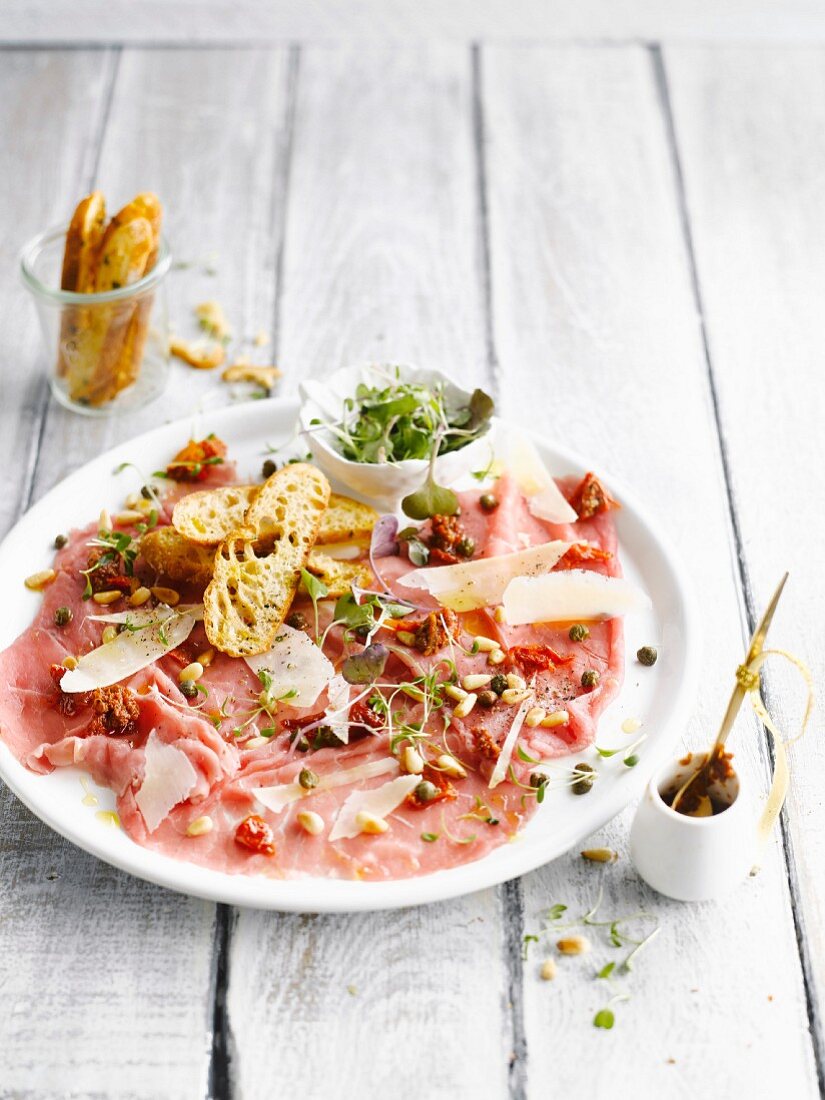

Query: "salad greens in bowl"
left=299, top=365, right=495, bottom=513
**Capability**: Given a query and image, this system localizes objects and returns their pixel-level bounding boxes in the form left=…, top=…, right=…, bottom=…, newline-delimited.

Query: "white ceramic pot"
left=629, top=756, right=754, bottom=902
left=298, top=364, right=494, bottom=511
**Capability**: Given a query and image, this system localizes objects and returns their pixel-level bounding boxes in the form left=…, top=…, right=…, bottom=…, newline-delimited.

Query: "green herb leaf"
left=593, top=1009, right=615, bottom=1030
left=421, top=832, right=439, bottom=843
left=597, top=962, right=616, bottom=980
left=547, top=904, right=567, bottom=921
left=401, top=477, right=458, bottom=521
left=342, top=643, right=389, bottom=685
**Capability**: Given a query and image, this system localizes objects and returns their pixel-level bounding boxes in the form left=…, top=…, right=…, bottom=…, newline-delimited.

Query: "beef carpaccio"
left=0, top=436, right=627, bottom=881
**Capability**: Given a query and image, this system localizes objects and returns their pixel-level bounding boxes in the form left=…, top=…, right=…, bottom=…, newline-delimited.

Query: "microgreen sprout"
left=595, top=734, right=648, bottom=767
left=300, top=568, right=329, bottom=642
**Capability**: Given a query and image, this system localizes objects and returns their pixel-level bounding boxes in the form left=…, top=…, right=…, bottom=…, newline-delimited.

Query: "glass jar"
left=20, top=225, right=172, bottom=416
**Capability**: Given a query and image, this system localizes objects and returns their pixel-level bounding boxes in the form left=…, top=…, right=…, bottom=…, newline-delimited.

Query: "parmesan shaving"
left=329, top=774, right=420, bottom=841
left=398, top=541, right=571, bottom=612
left=489, top=696, right=532, bottom=788
left=502, top=569, right=651, bottom=625
left=61, top=607, right=200, bottom=692
left=324, top=673, right=352, bottom=744
left=135, top=730, right=198, bottom=833
left=244, top=625, right=334, bottom=708
left=255, top=757, right=399, bottom=814
left=499, top=434, right=578, bottom=524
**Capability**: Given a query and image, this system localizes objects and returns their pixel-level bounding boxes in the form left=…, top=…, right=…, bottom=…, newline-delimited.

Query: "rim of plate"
left=0, top=398, right=700, bottom=912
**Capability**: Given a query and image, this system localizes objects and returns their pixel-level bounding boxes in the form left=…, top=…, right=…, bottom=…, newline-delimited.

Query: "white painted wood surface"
left=0, top=38, right=822, bottom=1100
left=4, top=0, right=825, bottom=45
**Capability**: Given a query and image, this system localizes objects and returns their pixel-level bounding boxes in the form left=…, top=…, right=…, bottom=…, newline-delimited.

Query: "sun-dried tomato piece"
left=349, top=699, right=384, bottom=733
left=410, top=609, right=459, bottom=656
left=87, top=686, right=141, bottom=737
left=405, top=766, right=457, bottom=809
left=510, top=644, right=574, bottom=674
left=473, top=727, right=501, bottom=761
left=429, top=514, right=464, bottom=553
left=555, top=542, right=613, bottom=570
left=568, top=472, right=619, bottom=520
left=166, top=435, right=227, bottom=482
left=84, top=549, right=132, bottom=594
left=235, top=814, right=276, bottom=856
left=427, top=546, right=461, bottom=566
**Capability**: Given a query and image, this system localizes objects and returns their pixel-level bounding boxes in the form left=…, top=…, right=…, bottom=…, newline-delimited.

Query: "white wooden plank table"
left=0, top=36, right=822, bottom=1100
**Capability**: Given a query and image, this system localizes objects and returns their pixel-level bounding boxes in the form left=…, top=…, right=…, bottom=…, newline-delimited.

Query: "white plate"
left=0, top=400, right=699, bottom=912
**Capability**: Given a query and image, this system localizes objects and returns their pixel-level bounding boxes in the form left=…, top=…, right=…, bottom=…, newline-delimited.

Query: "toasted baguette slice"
left=140, top=526, right=215, bottom=588
left=172, top=485, right=259, bottom=545
left=304, top=550, right=374, bottom=598
left=204, top=464, right=330, bottom=657
left=61, top=191, right=107, bottom=292
left=115, top=192, right=163, bottom=395
left=316, top=494, right=379, bottom=545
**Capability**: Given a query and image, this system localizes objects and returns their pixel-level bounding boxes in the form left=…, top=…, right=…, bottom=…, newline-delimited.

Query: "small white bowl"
left=629, top=755, right=754, bottom=901
left=298, top=364, right=494, bottom=510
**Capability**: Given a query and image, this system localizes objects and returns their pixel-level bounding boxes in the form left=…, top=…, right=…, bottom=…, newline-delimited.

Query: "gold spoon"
left=670, top=572, right=789, bottom=815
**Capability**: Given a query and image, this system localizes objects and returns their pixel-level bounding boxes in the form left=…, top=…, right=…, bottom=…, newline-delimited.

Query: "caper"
left=581, top=669, right=600, bottom=690
left=637, top=645, right=658, bottom=667
left=490, top=673, right=508, bottom=696
left=477, top=689, right=498, bottom=709
left=179, top=680, right=198, bottom=699
left=569, top=623, right=590, bottom=643
left=286, top=610, right=309, bottom=631
left=53, top=606, right=73, bottom=627
left=415, top=780, right=439, bottom=803
left=298, top=767, right=319, bottom=790
left=480, top=493, right=499, bottom=513
left=140, top=485, right=153, bottom=500
left=311, top=725, right=345, bottom=750
left=53, top=534, right=68, bottom=550
left=529, top=772, right=549, bottom=791
left=571, top=761, right=595, bottom=795
left=456, top=537, right=476, bottom=559
left=262, top=458, right=278, bottom=478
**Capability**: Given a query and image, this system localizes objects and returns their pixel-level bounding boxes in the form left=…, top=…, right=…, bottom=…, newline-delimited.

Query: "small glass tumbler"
left=20, top=225, right=172, bottom=416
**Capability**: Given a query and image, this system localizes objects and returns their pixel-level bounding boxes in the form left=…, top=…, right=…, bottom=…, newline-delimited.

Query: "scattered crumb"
left=222, top=363, right=282, bottom=390
left=195, top=300, right=231, bottom=342
left=253, top=329, right=270, bottom=347
left=347, top=984, right=358, bottom=996
left=170, top=337, right=225, bottom=370
left=666, top=1058, right=676, bottom=1065
left=768, top=995, right=774, bottom=1002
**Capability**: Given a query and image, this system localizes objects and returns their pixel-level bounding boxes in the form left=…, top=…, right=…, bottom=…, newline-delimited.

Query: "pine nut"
left=355, top=811, right=389, bottom=835
left=24, top=569, right=56, bottom=591
left=136, top=498, right=155, bottom=515
left=98, top=509, right=112, bottom=532
left=461, top=673, right=491, bottom=691
left=581, top=848, right=618, bottom=864
left=63, top=656, right=78, bottom=670
left=525, top=706, right=547, bottom=728
left=494, top=605, right=506, bottom=624
left=124, top=492, right=141, bottom=508
left=244, top=736, right=268, bottom=749
left=186, top=815, right=213, bottom=837
left=502, top=687, right=532, bottom=705
left=444, top=684, right=468, bottom=702
left=402, top=746, right=425, bottom=774
left=488, top=648, right=507, bottom=666
left=540, top=710, right=569, bottom=728
left=93, top=590, right=122, bottom=604
left=116, top=510, right=144, bottom=525
left=151, top=586, right=180, bottom=606
left=473, top=635, right=500, bottom=652
left=453, top=692, right=478, bottom=719
left=179, top=662, right=204, bottom=683
left=557, top=935, right=590, bottom=956
left=506, top=673, right=526, bottom=690
left=437, top=754, right=467, bottom=779
left=297, top=810, right=325, bottom=836
left=129, top=586, right=152, bottom=607
left=539, top=958, right=557, bottom=981
left=102, top=625, right=118, bottom=645
left=197, top=648, right=216, bottom=667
